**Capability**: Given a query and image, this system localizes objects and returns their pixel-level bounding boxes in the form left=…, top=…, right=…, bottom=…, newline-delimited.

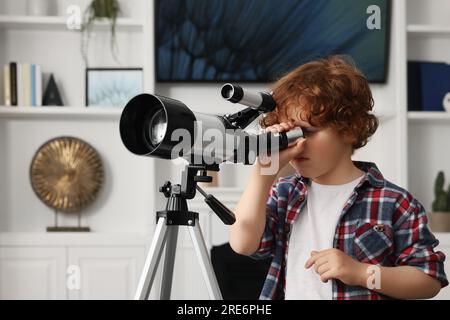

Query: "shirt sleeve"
left=249, top=179, right=280, bottom=260
left=393, top=197, right=448, bottom=288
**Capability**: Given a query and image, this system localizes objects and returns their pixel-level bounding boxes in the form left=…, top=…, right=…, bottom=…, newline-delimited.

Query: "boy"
left=229, top=55, right=448, bottom=300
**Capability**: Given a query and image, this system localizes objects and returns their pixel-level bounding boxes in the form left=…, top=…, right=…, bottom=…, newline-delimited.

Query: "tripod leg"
left=135, top=217, right=168, bottom=300
left=188, top=221, right=223, bottom=300
left=160, top=226, right=178, bottom=299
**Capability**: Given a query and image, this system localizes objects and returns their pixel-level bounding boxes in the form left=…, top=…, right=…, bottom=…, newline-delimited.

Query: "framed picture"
left=155, top=0, right=391, bottom=83
left=85, top=68, right=143, bottom=107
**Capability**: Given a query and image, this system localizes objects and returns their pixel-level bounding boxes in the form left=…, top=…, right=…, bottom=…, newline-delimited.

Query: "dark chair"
left=211, top=243, right=271, bottom=300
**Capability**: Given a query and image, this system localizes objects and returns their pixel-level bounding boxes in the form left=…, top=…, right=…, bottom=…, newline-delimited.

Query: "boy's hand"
left=259, top=121, right=306, bottom=172
left=305, top=249, right=368, bottom=287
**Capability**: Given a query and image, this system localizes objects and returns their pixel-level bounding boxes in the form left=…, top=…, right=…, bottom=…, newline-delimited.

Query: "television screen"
left=156, top=0, right=391, bottom=83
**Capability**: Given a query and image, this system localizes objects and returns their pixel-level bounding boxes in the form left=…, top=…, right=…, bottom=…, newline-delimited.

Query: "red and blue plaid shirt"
left=251, top=161, right=448, bottom=300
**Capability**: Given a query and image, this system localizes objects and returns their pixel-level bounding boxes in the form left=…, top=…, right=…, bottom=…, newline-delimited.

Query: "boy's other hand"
left=304, top=248, right=368, bottom=287
left=259, top=122, right=306, bottom=172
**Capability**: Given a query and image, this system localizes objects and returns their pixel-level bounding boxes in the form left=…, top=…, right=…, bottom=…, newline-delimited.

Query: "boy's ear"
left=340, top=131, right=357, bottom=146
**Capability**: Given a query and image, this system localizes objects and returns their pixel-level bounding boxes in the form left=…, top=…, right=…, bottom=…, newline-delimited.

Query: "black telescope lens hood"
left=120, top=93, right=196, bottom=159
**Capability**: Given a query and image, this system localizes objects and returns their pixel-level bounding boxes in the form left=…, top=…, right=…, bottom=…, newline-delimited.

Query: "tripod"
left=135, top=164, right=236, bottom=300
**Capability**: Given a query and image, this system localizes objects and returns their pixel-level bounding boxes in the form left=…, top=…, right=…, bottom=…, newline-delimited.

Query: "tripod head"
left=159, top=164, right=236, bottom=226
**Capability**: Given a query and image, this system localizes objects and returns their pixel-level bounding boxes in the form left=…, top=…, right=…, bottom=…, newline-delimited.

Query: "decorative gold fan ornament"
left=30, top=137, right=104, bottom=214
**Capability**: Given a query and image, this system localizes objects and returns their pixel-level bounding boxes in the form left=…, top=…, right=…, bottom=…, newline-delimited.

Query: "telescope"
left=119, top=83, right=304, bottom=166
left=120, top=84, right=304, bottom=300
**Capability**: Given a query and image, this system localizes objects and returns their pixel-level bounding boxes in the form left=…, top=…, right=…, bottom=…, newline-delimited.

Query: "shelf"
left=408, top=111, right=450, bottom=122
left=0, top=106, right=122, bottom=120
left=407, top=24, right=450, bottom=36
left=0, top=15, right=144, bottom=32
left=372, top=109, right=397, bottom=122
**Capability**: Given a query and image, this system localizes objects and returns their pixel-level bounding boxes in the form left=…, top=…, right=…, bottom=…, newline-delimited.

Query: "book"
left=407, top=61, right=422, bottom=111
left=23, top=63, right=31, bottom=107
left=10, top=62, right=17, bottom=106
left=31, top=64, right=36, bottom=106
left=420, top=61, right=450, bottom=111
left=16, top=63, right=23, bottom=106
left=5, top=62, right=44, bottom=107
left=3, top=64, right=11, bottom=106
left=35, top=65, right=42, bottom=106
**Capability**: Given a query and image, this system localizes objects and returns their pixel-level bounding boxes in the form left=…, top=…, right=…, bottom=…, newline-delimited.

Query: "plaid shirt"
left=251, top=161, right=448, bottom=300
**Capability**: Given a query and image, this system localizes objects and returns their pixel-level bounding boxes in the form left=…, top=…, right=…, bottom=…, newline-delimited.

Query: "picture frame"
left=85, top=68, right=143, bottom=107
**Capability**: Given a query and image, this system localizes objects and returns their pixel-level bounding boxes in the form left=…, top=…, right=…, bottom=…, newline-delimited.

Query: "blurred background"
left=0, top=0, right=449, bottom=300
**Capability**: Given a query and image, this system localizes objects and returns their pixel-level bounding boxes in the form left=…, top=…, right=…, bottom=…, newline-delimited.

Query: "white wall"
left=407, top=0, right=450, bottom=26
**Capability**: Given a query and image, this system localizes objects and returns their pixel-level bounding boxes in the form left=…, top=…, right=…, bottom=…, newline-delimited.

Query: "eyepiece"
left=221, top=83, right=244, bottom=103
left=220, top=83, right=276, bottom=112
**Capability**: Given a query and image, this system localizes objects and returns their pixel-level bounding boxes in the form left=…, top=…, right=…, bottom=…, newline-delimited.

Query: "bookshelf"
left=0, top=0, right=152, bottom=235
left=0, top=0, right=156, bottom=300
left=406, top=0, right=450, bottom=218
left=406, top=5, right=450, bottom=300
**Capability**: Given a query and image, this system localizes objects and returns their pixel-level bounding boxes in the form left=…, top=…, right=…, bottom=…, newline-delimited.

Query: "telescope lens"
left=148, top=108, right=167, bottom=146
left=120, top=93, right=195, bottom=158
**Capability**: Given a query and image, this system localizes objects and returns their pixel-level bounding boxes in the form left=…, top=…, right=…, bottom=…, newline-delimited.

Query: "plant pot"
left=429, top=212, right=450, bottom=233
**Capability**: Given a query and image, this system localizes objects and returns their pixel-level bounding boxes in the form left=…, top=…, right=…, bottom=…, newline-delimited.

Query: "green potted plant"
left=81, top=0, right=121, bottom=65
left=430, top=171, right=450, bottom=232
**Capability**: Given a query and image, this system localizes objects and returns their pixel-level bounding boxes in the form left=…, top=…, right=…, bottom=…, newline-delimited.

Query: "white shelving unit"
left=0, top=0, right=152, bottom=228
left=405, top=1, right=450, bottom=300
left=406, top=0, right=450, bottom=215
left=0, top=232, right=149, bottom=299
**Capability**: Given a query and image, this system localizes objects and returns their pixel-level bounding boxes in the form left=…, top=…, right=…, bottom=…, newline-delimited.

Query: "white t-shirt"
left=285, top=174, right=365, bottom=300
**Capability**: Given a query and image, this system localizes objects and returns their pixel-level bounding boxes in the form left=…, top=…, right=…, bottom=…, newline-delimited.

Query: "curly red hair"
left=261, top=55, right=378, bottom=150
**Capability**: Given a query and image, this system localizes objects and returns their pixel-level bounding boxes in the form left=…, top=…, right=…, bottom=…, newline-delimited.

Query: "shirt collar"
left=294, top=161, right=385, bottom=190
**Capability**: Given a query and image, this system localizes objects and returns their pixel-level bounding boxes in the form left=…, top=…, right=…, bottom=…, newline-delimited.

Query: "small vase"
left=429, top=212, right=450, bottom=233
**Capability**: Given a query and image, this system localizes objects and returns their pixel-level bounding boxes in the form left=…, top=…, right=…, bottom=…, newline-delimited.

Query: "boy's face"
left=282, top=109, right=354, bottom=179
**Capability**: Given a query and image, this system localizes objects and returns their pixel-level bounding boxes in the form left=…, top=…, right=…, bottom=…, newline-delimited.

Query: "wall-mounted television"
left=155, top=0, right=391, bottom=83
